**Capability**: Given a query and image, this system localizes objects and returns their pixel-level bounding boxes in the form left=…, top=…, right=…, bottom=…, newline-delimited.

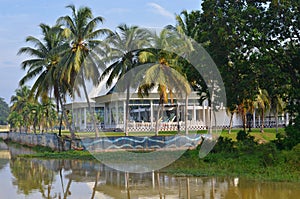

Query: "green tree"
left=9, top=86, right=32, bottom=132
left=18, top=23, right=67, bottom=136
left=254, top=88, right=271, bottom=133
left=57, top=4, right=111, bottom=138
left=0, top=98, right=9, bottom=125
left=99, top=24, right=151, bottom=136
left=138, top=29, right=191, bottom=135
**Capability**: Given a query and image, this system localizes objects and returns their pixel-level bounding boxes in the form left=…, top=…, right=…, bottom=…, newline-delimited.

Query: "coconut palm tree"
left=57, top=4, right=111, bottom=138
left=226, top=104, right=238, bottom=134
left=9, top=86, right=32, bottom=133
left=138, top=29, right=191, bottom=135
left=270, top=94, right=286, bottom=133
left=99, top=24, right=151, bottom=136
left=254, top=88, right=271, bottom=133
left=17, top=23, right=71, bottom=136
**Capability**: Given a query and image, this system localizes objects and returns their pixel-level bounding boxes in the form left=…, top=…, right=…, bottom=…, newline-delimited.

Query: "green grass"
left=221, top=128, right=281, bottom=142
left=162, top=147, right=300, bottom=182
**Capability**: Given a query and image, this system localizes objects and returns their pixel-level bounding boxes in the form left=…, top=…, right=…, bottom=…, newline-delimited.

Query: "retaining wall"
left=0, top=132, right=204, bottom=152
left=0, top=132, right=77, bottom=151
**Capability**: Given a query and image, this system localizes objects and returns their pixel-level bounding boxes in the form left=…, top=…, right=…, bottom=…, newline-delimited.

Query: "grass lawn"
left=220, top=128, right=282, bottom=142
left=54, top=128, right=283, bottom=143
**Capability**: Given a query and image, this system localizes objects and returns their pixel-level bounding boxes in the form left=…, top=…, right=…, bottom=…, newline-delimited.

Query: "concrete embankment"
left=0, top=132, right=204, bottom=152
left=0, top=132, right=76, bottom=151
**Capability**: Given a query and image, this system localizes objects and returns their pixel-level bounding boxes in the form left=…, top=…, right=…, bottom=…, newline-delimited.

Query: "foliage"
left=211, top=136, right=235, bottom=153
left=275, top=116, right=300, bottom=150
left=0, top=98, right=9, bottom=125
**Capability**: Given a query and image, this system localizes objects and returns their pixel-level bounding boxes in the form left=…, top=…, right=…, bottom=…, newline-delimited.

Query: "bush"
left=257, top=142, right=278, bottom=167
left=275, top=116, right=300, bottom=150
left=211, top=137, right=235, bottom=153
left=236, top=130, right=257, bottom=153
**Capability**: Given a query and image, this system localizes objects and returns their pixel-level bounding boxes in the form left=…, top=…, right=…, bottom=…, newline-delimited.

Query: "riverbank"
left=9, top=129, right=299, bottom=183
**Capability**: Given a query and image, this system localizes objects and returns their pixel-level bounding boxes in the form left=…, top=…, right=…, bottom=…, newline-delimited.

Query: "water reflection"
left=0, top=142, right=299, bottom=199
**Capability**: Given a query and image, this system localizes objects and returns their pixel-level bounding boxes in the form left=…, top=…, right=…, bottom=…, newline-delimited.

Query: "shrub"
left=236, top=130, right=257, bottom=153
left=211, top=137, right=235, bottom=153
left=275, top=116, right=300, bottom=150
left=257, top=142, right=278, bottom=167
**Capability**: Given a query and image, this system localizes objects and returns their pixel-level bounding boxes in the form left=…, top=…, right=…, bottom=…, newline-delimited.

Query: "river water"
left=0, top=141, right=299, bottom=199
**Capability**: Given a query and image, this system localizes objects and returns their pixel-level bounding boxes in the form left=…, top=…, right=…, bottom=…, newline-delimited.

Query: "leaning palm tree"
left=57, top=4, right=111, bottom=138
left=99, top=24, right=151, bottom=136
left=17, top=23, right=71, bottom=136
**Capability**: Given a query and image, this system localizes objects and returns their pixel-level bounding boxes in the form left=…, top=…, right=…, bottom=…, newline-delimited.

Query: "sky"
left=0, top=0, right=201, bottom=104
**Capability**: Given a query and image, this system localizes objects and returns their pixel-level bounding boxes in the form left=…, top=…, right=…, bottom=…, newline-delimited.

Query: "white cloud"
left=147, top=2, right=174, bottom=19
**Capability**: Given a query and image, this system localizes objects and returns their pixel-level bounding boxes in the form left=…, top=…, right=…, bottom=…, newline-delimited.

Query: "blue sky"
left=0, top=0, right=201, bottom=104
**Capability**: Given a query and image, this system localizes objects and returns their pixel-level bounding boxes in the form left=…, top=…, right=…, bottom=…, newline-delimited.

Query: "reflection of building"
left=67, top=88, right=289, bottom=132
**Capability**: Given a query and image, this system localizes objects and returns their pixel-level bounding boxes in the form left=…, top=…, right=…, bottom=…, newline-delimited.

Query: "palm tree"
left=254, top=88, right=271, bottom=133
left=10, top=86, right=32, bottom=133
left=138, top=29, right=191, bottom=135
left=18, top=23, right=69, bottom=136
left=174, top=10, right=201, bottom=40
left=57, top=4, right=111, bottom=138
left=270, top=94, right=285, bottom=133
left=99, top=24, right=151, bottom=136
left=226, top=104, right=238, bottom=134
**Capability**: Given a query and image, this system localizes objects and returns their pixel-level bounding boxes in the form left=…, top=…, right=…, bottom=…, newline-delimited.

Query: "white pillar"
left=150, top=100, right=154, bottom=128
left=253, top=110, right=256, bottom=128
left=84, top=108, right=87, bottom=129
left=193, top=104, right=196, bottom=122
left=115, top=101, right=119, bottom=126
left=286, top=113, right=289, bottom=126
left=202, top=103, right=206, bottom=126
left=123, top=101, right=126, bottom=131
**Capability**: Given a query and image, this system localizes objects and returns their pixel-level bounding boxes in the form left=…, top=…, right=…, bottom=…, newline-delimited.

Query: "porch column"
left=150, top=100, right=154, bottom=128
left=202, top=102, right=206, bottom=126
left=123, top=101, right=126, bottom=131
left=84, top=108, right=87, bottom=130
left=286, top=113, right=289, bottom=126
left=115, top=101, right=119, bottom=126
left=193, top=104, right=196, bottom=122
left=109, top=104, right=112, bottom=125
left=253, top=110, right=256, bottom=128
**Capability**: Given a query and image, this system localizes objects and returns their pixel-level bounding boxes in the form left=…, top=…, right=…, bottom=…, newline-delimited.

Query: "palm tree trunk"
left=260, top=110, right=264, bottom=133
left=243, top=112, right=247, bottom=132
left=185, top=94, right=188, bottom=135
left=275, top=109, right=279, bottom=134
left=81, top=72, right=99, bottom=138
left=59, top=97, right=75, bottom=139
left=125, top=84, right=130, bottom=136
left=155, top=104, right=162, bottom=136
left=228, top=111, right=234, bottom=134
left=177, top=103, right=180, bottom=134
left=91, top=171, right=100, bottom=199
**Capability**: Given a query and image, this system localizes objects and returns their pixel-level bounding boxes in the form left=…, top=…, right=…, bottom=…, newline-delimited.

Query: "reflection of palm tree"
left=100, top=24, right=151, bottom=136
left=90, top=171, right=100, bottom=199
left=57, top=4, right=110, bottom=138
left=63, top=178, right=72, bottom=199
